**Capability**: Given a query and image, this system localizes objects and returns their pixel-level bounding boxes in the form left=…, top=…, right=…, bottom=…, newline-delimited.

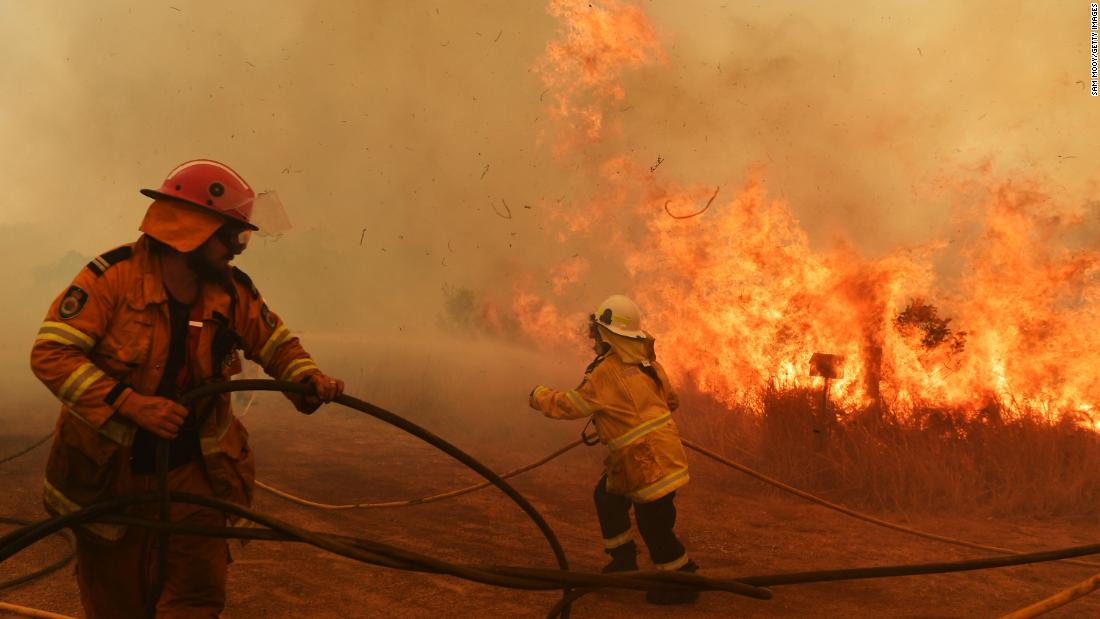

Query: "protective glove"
left=117, top=390, right=188, bottom=439
left=529, top=385, right=549, bottom=409
left=296, top=373, right=345, bottom=415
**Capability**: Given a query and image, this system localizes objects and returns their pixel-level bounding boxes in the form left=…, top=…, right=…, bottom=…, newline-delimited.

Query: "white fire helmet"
left=591, top=294, right=645, bottom=339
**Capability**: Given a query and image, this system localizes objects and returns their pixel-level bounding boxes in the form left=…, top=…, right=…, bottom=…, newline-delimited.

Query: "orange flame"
left=536, top=0, right=664, bottom=154
left=520, top=1, right=1100, bottom=424
left=550, top=255, right=591, bottom=294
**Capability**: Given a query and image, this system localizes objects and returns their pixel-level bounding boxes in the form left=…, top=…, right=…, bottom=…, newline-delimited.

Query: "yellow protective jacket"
left=530, top=342, right=689, bottom=503
left=30, top=235, right=322, bottom=541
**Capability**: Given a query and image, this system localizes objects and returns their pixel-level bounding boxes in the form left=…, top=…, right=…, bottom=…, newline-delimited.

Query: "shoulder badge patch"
left=260, top=303, right=278, bottom=329
left=58, top=285, right=89, bottom=319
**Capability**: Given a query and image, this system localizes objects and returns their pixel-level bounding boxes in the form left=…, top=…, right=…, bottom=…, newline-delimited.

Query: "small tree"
left=895, top=298, right=967, bottom=353
left=441, top=285, right=478, bottom=331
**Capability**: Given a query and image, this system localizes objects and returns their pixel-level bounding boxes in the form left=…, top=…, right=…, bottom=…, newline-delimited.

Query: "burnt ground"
left=3, top=394, right=1100, bottom=619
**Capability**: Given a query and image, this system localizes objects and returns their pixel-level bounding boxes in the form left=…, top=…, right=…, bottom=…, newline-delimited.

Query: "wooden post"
left=809, top=353, right=844, bottom=436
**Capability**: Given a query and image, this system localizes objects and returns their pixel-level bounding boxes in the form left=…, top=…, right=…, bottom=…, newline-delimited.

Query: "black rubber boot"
left=601, top=541, right=639, bottom=573
left=645, top=559, right=700, bottom=605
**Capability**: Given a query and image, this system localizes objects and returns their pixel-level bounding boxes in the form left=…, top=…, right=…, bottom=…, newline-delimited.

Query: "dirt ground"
left=3, top=395, right=1100, bottom=619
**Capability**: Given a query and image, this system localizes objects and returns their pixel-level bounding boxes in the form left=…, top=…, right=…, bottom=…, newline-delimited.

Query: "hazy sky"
left=2, top=0, right=1097, bottom=406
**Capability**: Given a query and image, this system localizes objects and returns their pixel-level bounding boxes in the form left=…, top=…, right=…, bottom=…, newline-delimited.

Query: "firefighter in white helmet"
left=529, top=294, right=698, bottom=605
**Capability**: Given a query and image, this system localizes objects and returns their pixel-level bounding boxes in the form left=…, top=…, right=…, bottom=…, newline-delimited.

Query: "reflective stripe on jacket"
left=30, top=235, right=322, bottom=540
left=530, top=352, right=689, bottom=503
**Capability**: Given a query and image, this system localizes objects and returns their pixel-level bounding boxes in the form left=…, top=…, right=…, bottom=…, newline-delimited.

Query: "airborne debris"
left=480, top=164, right=490, bottom=179
left=664, top=186, right=720, bottom=219
left=359, top=228, right=366, bottom=246
left=494, top=30, right=503, bottom=42
left=492, top=199, right=512, bottom=219
left=649, top=155, right=664, bottom=172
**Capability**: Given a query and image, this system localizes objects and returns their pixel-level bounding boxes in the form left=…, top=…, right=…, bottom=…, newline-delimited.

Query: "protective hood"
left=598, top=324, right=656, bottom=367
left=139, top=199, right=225, bottom=252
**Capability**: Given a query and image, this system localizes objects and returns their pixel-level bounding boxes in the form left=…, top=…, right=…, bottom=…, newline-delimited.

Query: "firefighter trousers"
left=74, top=460, right=230, bottom=619
left=593, top=474, right=688, bottom=568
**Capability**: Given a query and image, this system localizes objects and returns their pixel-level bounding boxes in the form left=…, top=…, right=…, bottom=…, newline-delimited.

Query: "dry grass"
left=678, top=385, right=1100, bottom=520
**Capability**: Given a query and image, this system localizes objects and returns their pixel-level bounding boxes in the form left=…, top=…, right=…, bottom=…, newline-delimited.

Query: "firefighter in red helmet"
left=30, top=159, right=345, bottom=617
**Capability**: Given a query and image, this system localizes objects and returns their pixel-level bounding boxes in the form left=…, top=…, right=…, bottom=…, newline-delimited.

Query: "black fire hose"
left=0, top=517, right=74, bottom=592
left=146, top=379, right=574, bottom=618
left=0, top=491, right=773, bottom=607
left=15, top=415, right=1100, bottom=615
left=147, top=440, right=171, bottom=618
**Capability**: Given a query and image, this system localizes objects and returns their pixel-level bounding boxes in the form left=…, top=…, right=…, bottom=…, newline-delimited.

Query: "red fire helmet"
left=140, top=159, right=259, bottom=231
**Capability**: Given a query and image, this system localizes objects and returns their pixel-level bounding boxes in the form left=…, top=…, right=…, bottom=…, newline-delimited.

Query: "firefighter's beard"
left=186, top=248, right=232, bottom=284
